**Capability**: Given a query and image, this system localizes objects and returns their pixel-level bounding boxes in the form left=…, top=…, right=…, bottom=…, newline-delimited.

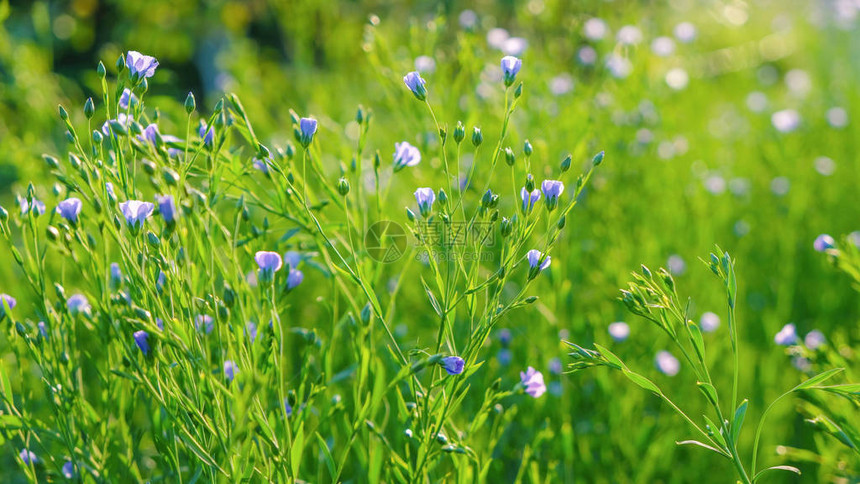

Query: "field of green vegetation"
left=0, top=0, right=858, bottom=482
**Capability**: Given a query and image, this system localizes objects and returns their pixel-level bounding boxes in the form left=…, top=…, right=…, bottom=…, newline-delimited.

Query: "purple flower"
left=549, top=357, right=563, bottom=375
left=19, top=449, right=38, bottom=465
left=126, top=50, right=159, bottom=80
left=223, top=360, right=238, bottom=382
left=497, top=328, right=512, bottom=346
left=526, top=249, right=551, bottom=277
left=119, top=88, right=137, bottom=110
left=0, top=294, right=16, bottom=318
left=67, top=294, right=91, bottom=317
left=105, top=182, right=116, bottom=202
left=255, top=251, right=283, bottom=282
left=156, top=195, right=176, bottom=224
left=19, top=196, right=46, bottom=217
left=520, top=187, right=540, bottom=214
left=199, top=121, right=215, bottom=146
left=775, top=323, right=797, bottom=346
left=252, top=157, right=271, bottom=174
left=156, top=271, right=167, bottom=293
left=134, top=330, right=150, bottom=355
left=813, top=234, right=836, bottom=252
left=700, top=312, right=720, bottom=333
left=287, top=268, right=304, bottom=290
left=62, top=461, right=75, bottom=478
left=608, top=321, right=630, bottom=342
left=138, top=123, right=160, bottom=145
left=497, top=348, right=512, bottom=366
left=110, top=263, right=123, bottom=288
left=246, top=321, right=258, bottom=343
left=298, top=117, right=317, bottom=147
left=520, top=366, right=546, bottom=398
left=501, top=55, right=522, bottom=86
left=57, top=198, right=83, bottom=224
left=805, top=329, right=826, bottom=350
left=195, top=314, right=214, bottom=334
left=284, top=251, right=302, bottom=269
left=119, top=200, right=155, bottom=231
left=414, top=187, right=436, bottom=218
left=60, top=461, right=75, bottom=478
left=403, top=71, right=427, bottom=101
left=540, top=180, right=564, bottom=211
left=37, top=321, right=48, bottom=339
left=655, top=351, right=680, bottom=376
left=393, top=142, right=421, bottom=172
left=156, top=318, right=164, bottom=331
left=440, top=356, right=465, bottom=375
left=284, top=398, right=293, bottom=417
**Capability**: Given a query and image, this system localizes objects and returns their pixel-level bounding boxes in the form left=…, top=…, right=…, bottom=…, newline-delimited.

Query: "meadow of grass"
left=0, top=0, right=858, bottom=482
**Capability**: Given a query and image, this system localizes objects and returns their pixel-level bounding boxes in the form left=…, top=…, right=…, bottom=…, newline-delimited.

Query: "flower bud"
left=438, top=189, right=448, bottom=207
left=406, top=207, right=416, bottom=222
left=500, top=217, right=512, bottom=237
left=453, top=121, right=465, bottom=144
left=58, top=105, right=69, bottom=121
left=525, top=174, right=535, bottom=192
left=524, top=140, right=533, bottom=157
left=560, top=154, right=572, bottom=172
left=97, top=61, right=106, bottom=78
left=337, top=177, right=350, bottom=196
left=471, top=127, right=483, bottom=147
left=115, top=53, right=125, bottom=72
left=84, top=98, right=95, bottom=119
left=504, top=147, right=515, bottom=166
left=0, top=205, right=7, bottom=221
left=439, top=126, right=447, bottom=145
left=185, top=92, right=196, bottom=114
left=593, top=150, right=605, bottom=166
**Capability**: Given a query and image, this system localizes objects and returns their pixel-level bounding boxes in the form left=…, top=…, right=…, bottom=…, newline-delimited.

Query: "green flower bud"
left=116, top=53, right=125, bottom=72
left=438, top=189, right=448, bottom=207
left=58, top=105, right=69, bottom=121
left=524, top=139, right=533, bottom=157
left=593, top=150, right=605, bottom=166
left=337, top=177, right=350, bottom=196
left=84, top=98, right=95, bottom=119
left=525, top=174, right=535, bottom=192
left=185, top=92, right=196, bottom=114
left=97, top=61, right=106, bottom=78
left=500, top=217, right=512, bottom=237
left=504, top=147, right=515, bottom=166
left=561, top=154, right=572, bottom=172
left=453, top=121, right=465, bottom=144
left=514, top=82, right=523, bottom=99
left=471, top=127, right=483, bottom=147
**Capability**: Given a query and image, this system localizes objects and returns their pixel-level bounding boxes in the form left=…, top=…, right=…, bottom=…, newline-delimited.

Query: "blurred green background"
left=1, top=0, right=858, bottom=481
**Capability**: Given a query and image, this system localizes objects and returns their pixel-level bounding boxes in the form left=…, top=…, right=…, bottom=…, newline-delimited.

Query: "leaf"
left=697, top=382, right=719, bottom=407
left=753, top=465, right=801, bottom=480
left=420, top=276, right=443, bottom=317
left=676, top=440, right=728, bottom=456
left=316, top=432, right=336, bottom=480
left=703, top=415, right=727, bottom=449
left=794, top=368, right=844, bottom=391
left=732, top=399, right=748, bottom=443
left=688, top=323, right=706, bottom=362
left=291, top=421, right=305, bottom=476
left=593, top=343, right=625, bottom=370
left=622, top=369, right=661, bottom=394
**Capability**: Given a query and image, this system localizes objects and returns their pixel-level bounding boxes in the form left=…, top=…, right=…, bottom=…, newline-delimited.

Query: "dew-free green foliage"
left=0, top=0, right=859, bottom=482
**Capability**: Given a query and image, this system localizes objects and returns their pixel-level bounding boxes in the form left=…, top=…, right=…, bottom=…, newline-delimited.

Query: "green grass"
left=0, top=0, right=858, bottom=482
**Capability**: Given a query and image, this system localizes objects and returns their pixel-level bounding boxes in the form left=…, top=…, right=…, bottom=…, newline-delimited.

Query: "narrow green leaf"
left=731, top=399, right=748, bottom=443
left=753, top=465, right=801, bottom=480
left=794, top=368, right=844, bottom=391
left=316, top=432, right=336, bottom=480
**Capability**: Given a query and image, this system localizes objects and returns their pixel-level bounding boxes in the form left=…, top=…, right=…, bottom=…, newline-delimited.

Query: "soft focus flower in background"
left=520, top=367, right=546, bottom=398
